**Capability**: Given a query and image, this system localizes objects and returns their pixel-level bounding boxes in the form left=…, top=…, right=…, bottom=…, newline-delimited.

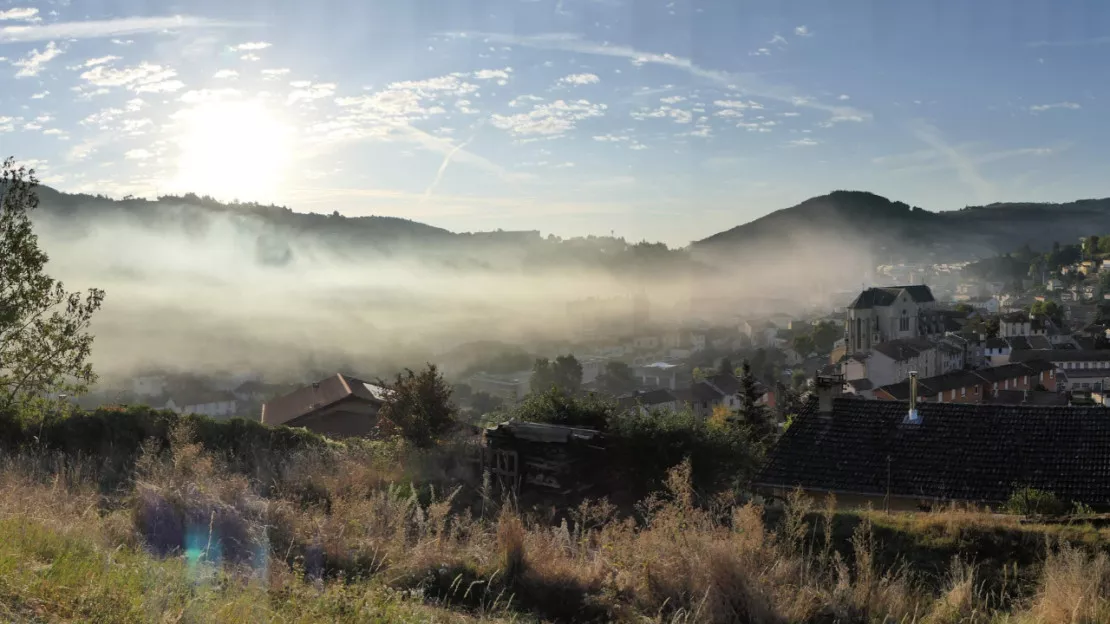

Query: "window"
left=899, top=309, right=909, bottom=332
left=961, top=387, right=966, bottom=398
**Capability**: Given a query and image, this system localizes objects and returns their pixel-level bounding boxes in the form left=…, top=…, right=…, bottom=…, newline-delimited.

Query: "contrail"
left=423, top=132, right=478, bottom=200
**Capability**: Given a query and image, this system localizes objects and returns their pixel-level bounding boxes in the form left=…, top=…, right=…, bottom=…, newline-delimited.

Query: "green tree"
left=510, top=386, right=616, bottom=428
left=1030, top=300, right=1063, bottom=326
left=1099, top=236, right=1110, bottom=255
left=596, top=360, right=636, bottom=395
left=1086, top=235, right=1101, bottom=259
left=738, top=361, right=770, bottom=434
left=1, top=158, right=104, bottom=411
left=530, top=354, right=583, bottom=394
left=791, top=369, right=809, bottom=390
left=376, top=364, right=457, bottom=448
left=811, top=322, right=841, bottom=354
left=791, top=334, right=815, bottom=358
left=954, top=302, right=974, bottom=315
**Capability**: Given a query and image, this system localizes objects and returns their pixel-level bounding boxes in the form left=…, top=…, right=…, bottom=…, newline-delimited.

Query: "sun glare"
left=172, top=101, right=293, bottom=202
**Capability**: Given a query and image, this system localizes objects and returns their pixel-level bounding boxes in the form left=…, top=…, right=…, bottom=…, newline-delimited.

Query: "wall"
left=288, top=398, right=381, bottom=438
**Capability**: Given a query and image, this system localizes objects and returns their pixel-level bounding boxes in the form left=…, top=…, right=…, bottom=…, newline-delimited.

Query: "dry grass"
left=3, top=427, right=1110, bottom=623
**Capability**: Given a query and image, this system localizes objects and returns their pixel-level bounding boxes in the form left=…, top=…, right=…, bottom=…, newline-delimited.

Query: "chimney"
left=905, top=371, right=921, bottom=423
left=816, top=374, right=844, bottom=414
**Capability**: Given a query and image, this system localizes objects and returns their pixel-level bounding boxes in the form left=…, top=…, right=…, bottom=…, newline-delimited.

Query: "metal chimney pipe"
left=907, top=371, right=920, bottom=422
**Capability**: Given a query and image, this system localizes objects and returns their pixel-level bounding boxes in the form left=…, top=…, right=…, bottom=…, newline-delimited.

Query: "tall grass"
left=2, top=424, right=1110, bottom=623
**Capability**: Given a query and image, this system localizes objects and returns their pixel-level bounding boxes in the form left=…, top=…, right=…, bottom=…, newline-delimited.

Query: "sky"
left=1, top=0, right=1108, bottom=246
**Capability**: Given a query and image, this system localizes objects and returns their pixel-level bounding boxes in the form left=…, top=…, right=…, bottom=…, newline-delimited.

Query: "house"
left=1047, top=278, right=1064, bottom=291
left=999, top=312, right=1032, bottom=338
left=579, top=356, right=607, bottom=385
left=169, top=391, right=239, bottom=420
left=754, top=390, right=1110, bottom=511
left=845, top=285, right=938, bottom=355
left=742, top=320, right=778, bottom=348
left=865, top=337, right=937, bottom=387
left=261, top=373, right=390, bottom=438
left=469, top=371, right=533, bottom=402
left=844, top=378, right=875, bottom=399
left=984, top=337, right=1011, bottom=366
left=635, top=362, right=683, bottom=390
left=874, top=360, right=1057, bottom=404
left=674, top=381, right=726, bottom=419
left=1010, top=349, right=1110, bottom=379
left=617, top=388, right=679, bottom=415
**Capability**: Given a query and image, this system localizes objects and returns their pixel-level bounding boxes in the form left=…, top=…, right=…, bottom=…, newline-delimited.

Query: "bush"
left=1004, top=487, right=1068, bottom=517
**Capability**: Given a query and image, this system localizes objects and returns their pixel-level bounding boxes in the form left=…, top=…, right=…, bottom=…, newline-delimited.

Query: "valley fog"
left=31, top=196, right=875, bottom=385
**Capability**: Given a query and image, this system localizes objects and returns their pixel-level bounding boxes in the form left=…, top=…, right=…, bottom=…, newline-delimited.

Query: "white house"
left=579, top=356, right=607, bottom=385
left=865, top=338, right=938, bottom=388
left=984, top=338, right=1012, bottom=366
left=1000, top=313, right=1032, bottom=338
left=635, top=362, right=682, bottom=390
left=845, top=285, right=938, bottom=356
left=167, top=391, right=239, bottom=420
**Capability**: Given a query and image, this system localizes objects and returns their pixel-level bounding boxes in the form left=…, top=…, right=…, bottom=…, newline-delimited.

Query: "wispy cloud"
left=452, top=32, right=870, bottom=121
left=424, top=133, right=477, bottom=198
left=1029, top=101, right=1081, bottom=113
left=0, top=7, right=39, bottom=21
left=558, top=72, right=600, bottom=86
left=13, top=41, right=63, bottom=77
left=794, top=25, right=812, bottom=37
left=213, top=69, right=238, bottom=79
left=910, top=121, right=995, bottom=202
left=230, top=41, right=271, bottom=51
left=1027, top=36, right=1110, bottom=48
left=0, top=16, right=235, bottom=43
left=787, top=137, right=819, bottom=147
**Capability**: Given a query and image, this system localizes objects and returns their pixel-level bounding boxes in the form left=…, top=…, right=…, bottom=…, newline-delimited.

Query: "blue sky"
left=1, top=0, right=1107, bottom=245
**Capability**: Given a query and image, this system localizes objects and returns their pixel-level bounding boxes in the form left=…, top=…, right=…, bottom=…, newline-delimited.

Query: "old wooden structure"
left=481, top=421, right=608, bottom=501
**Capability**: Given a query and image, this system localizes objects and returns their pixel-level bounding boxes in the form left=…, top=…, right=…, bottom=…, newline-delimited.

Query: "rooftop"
left=848, top=285, right=936, bottom=310
left=755, top=398, right=1110, bottom=506
left=262, top=373, right=390, bottom=427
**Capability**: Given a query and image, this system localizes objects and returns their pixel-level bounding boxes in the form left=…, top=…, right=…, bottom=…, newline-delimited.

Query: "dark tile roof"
left=675, top=382, right=724, bottom=403
left=1007, top=336, right=1032, bottom=351
left=262, top=373, right=388, bottom=426
left=1002, top=312, right=1029, bottom=323
left=916, top=370, right=984, bottom=393
left=1020, top=359, right=1057, bottom=374
left=848, top=285, right=935, bottom=310
left=704, top=373, right=741, bottom=395
left=1011, top=349, right=1110, bottom=364
left=618, top=388, right=677, bottom=408
left=755, top=398, right=1110, bottom=505
left=992, top=390, right=1069, bottom=406
left=872, top=337, right=934, bottom=362
left=974, top=363, right=1034, bottom=384
left=877, top=378, right=938, bottom=401
left=1028, top=335, right=1054, bottom=350
left=985, top=338, right=1009, bottom=350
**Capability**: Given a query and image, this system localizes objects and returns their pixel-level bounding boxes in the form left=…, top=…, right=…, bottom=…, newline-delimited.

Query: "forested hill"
left=29, top=186, right=697, bottom=276
left=692, top=190, right=1110, bottom=260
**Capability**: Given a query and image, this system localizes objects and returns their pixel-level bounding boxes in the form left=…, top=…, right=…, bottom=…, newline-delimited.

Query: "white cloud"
left=749, top=48, right=771, bottom=57
left=81, top=61, right=184, bottom=93
left=213, top=69, right=239, bottom=79
left=769, top=34, right=787, bottom=45
left=1, top=16, right=232, bottom=44
left=80, top=55, right=119, bottom=68
left=838, top=94, right=850, bottom=101
left=632, top=105, right=692, bottom=124
left=231, top=41, right=271, bottom=51
left=715, top=99, right=763, bottom=110
left=110, top=38, right=133, bottom=45
left=30, top=90, right=48, bottom=99
left=558, top=72, right=600, bottom=86
left=1029, top=102, right=1081, bottom=113
left=510, top=94, right=544, bottom=107
left=0, top=7, right=39, bottom=21
left=780, top=111, right=800, bottom=117
left=660, top=95, right=686, bottom=104
left=474, top=67, right=512, bottom=81
left=794, top=25, right=812, bottom=37
left=13, top=40, right=63, bottom=77
left=288, top=82, right=336, bottom=104
left=461, top=32, right=870, bottom=122
left=788, top=137, right=819, bottom=147
left=240, top=53, right=261, bottom=61
left=180, top=88, right=241, bottom=104
left=43, top=128, right=65, bottom=136
left=455, top=99, right=479, bottom=115
left=125, top=98, right=144, bottom=111
left=593, top=134, right=630, bottom=142
left=490, top=99, right=607, bottom=136
left=125, top=148, right=152, bottom=160
left=261, top=68, right=290, bottom=79
left=0, top=116, right=14, bottom=132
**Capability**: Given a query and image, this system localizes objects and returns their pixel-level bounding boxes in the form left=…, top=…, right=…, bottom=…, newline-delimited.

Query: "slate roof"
left=704, top=373, right=741, bottom=395
left=618, top=388, right=677, bottom=408
left=754, top=398, right=1110, bottom=506
left=675, top=382, right=724, bottom=403
left=262, top=373, right=390, bottom=427
left=1028, top=335, right=1054, bottom=350
left=992, top=390, right=1069, bottom=406
left=848, top=285, right=935, bottom=310
left=1011, top=350, right=1110, bottom=364
left=1001, top=312, right=1029, bottom=323
left=872, top=338, right=934, bottom=362
left=985, top=338, right=1009, bottom=350
left=1007, top=336, right=1032, bottom=351
left=875, top=360, right=1054, bottom=399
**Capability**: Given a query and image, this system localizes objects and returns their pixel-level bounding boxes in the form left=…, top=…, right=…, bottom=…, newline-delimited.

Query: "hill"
left=693, top=190, right=1110, bottom=260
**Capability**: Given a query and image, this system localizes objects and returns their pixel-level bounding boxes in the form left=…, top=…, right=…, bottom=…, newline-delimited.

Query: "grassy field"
left=3, top=421, right=1110, bottom=623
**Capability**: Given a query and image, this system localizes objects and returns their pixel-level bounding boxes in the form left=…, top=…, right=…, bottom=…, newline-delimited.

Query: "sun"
left=172, top=101, right=293, bottom=202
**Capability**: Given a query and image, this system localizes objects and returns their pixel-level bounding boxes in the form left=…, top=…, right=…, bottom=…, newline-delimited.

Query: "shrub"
left=1004, top=487, right=1068, bottom=517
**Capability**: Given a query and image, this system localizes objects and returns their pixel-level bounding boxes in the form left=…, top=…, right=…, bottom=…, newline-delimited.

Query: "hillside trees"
left=376, top=364, right=457, bottom=447
left=530, top=355, right=583, bottom=394
left=595, top=360, right=636, bottom=395
left=0, top=158, right=104, bottom=411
